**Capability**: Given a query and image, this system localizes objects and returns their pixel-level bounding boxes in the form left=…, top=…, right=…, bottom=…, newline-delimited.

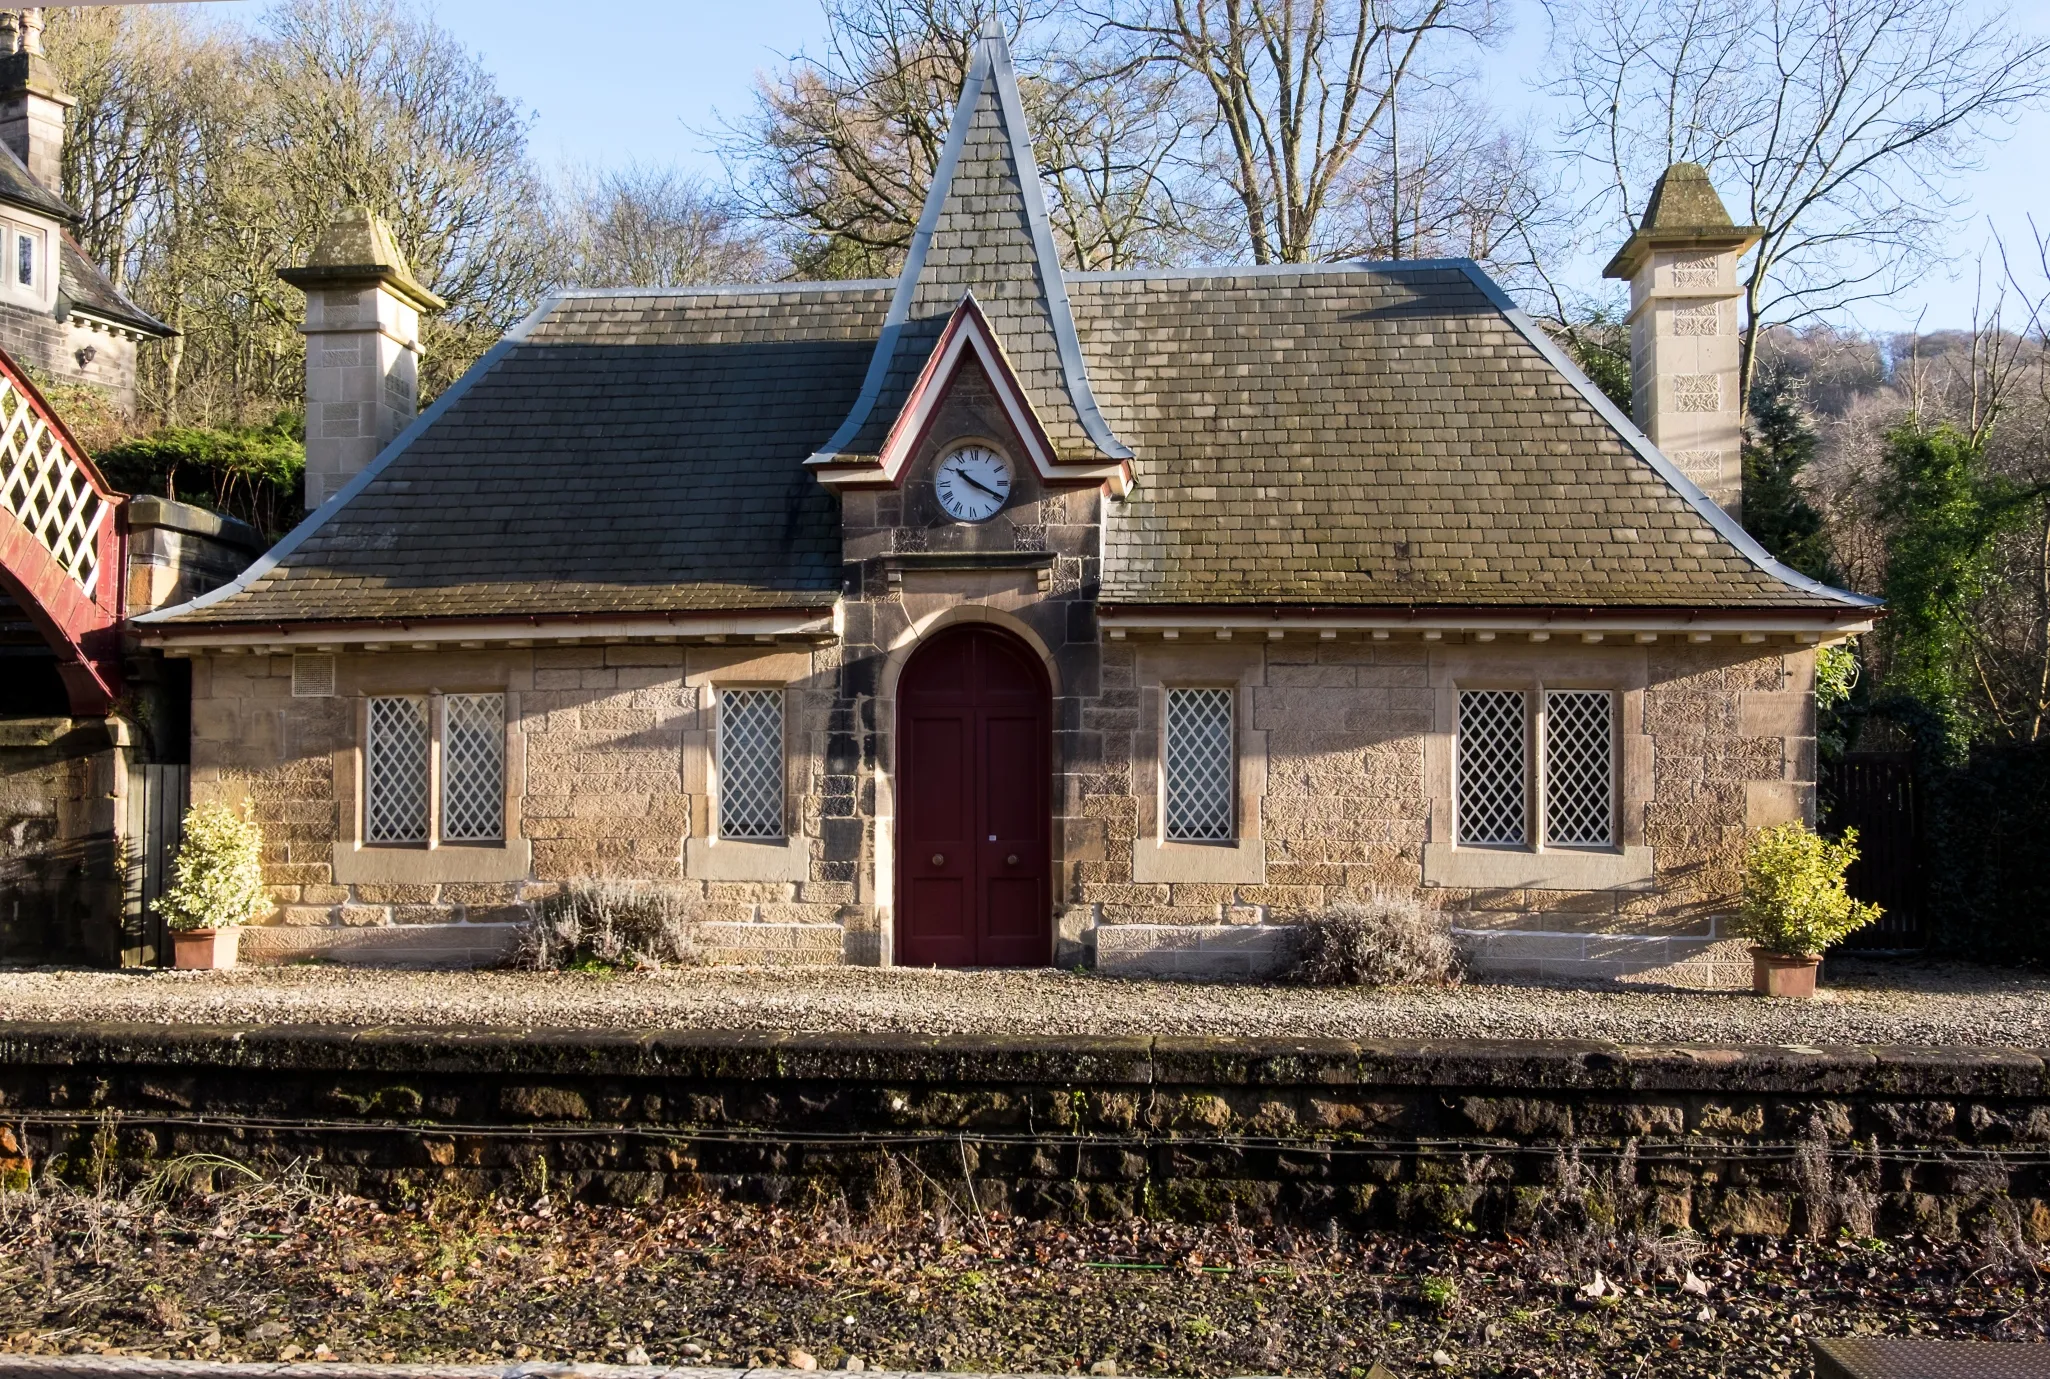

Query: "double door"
left=895, top=626, right=1051, bottom=967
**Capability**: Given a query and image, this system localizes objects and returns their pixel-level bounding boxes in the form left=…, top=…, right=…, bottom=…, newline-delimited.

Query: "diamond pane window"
left=719, top=689, right=784, bottom=840
left=1545, top=690, right=1614, bottom=847
left=365, top=696, right=429, bottom=843
left=1164, top=687, right=1234, bottom=841
left=1458, top=690, right=1527, bottom=846
left=441, top=693, right=505, bottom=842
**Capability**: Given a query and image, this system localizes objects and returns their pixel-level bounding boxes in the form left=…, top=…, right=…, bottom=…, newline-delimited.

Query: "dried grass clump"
left=515, top=881, right=700, bottom=971
left=1284, top=892, right=1468, bottom=987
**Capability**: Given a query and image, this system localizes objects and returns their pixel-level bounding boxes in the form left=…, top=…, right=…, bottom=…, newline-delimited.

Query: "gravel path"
left=1, top=959, right=2047, bottom=1046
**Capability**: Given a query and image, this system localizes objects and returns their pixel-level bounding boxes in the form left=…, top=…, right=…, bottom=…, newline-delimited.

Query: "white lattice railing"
left=0, top=373, right=106, bottom=598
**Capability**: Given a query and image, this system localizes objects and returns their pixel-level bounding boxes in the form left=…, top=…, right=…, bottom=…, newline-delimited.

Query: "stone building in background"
left=136, top=26, right=1879, bottom=983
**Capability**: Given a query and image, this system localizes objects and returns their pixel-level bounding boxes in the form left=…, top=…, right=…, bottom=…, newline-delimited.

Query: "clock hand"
left=956, top=470, right=1006, bottom=501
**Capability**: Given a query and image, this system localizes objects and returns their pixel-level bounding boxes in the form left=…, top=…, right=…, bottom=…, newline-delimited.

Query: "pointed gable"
left=808, top=21, right=1131, bottom=490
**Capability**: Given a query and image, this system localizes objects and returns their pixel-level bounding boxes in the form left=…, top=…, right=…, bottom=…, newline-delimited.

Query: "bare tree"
left=1103, top=0, right=1498, bottom=263
left=557, top=166, right=774, bottom=288
left=1546, top=0, right=2050, bottom=408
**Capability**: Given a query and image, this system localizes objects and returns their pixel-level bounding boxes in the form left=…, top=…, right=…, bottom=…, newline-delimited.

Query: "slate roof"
left=0, top=139, right=171, bottom=337
left=144, top=29, right=1868, bottom=631
left=149, top=286, right=888, bottom=624
left=810, top=25, right=1128, bottom=476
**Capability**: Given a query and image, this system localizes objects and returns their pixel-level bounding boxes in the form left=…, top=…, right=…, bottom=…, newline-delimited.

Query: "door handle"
left=1007, top=854, right=1019, bottom=866
left=931, top=854, right=945, bottom=867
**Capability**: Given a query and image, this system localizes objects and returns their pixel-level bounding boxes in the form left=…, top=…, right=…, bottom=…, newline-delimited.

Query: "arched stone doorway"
left=894, top=623, right=1052, bottom=967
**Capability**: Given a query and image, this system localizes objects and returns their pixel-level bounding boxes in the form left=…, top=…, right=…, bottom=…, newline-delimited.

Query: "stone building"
left=0, top=8, right=168, bottom=410
left=136, top=27, right=1877, bottom=981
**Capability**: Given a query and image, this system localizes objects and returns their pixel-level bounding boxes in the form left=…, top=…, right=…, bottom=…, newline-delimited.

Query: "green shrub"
left=156, top=800, right=272, bottom=932
left=95, top=411, right=305, bottom=537
left=1737, top=821, right=1881, bottom=957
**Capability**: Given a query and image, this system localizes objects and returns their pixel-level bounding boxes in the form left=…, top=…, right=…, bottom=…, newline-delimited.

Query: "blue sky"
left=202, top=0, right=2043, bottom=331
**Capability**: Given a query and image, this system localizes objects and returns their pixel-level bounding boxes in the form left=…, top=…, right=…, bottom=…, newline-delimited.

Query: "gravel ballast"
left=1, top=959, right=2045, bottom=1046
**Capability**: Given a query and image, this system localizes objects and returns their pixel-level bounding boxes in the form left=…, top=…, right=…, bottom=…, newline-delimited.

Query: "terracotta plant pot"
left=1751, top=947, right=1820, bottom=998
left=172, top=927, right=240, bottom=970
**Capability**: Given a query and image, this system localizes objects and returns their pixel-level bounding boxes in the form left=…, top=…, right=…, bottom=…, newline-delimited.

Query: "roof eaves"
left=135, top=293, right=568, bottom=625
left=1449, top=259, right=1879, bottom=612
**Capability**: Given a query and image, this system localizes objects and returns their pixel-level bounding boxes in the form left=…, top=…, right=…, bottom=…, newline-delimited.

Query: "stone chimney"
left=278, top=207, right=444, bottom=510
left=1602, top=163, right=1761, bottom=518
left=0, top=8, right=74, bottom=192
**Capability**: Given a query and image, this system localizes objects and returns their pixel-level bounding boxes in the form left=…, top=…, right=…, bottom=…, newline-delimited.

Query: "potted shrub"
left=157, top=799, right=273, bottom=970
left=1736, top=820, right=1881, bottom=997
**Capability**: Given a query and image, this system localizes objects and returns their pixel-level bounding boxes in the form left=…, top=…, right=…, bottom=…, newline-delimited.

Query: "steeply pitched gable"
left=808, top=21, right=1130, bottom=490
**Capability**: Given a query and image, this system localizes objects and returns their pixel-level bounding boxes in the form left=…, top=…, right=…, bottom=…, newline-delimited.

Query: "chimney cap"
left=279, top=206, right=446, bottom=311
left=1602, top=162, right=1762, bottom=280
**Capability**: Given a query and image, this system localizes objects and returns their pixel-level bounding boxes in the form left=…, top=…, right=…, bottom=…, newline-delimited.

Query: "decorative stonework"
left=1673, top=373, right=1722, bottom=412
left=1672, top=449, right=1725, bottom=485
left=1672, top=301, right=1719, bottom=336
left=1672, top=255, right=1719, bottom=287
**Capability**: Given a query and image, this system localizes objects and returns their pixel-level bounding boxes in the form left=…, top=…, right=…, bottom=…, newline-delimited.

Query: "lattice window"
left=718, top=689, right=785, bottom=840
left=0, top=377, right=105, bottom=597
left=1545, top=691, right=1615, bottom=847
left=1164, top=688, right=1234, bottom=841
left=365, top=696, right=429, bottom=843
left=441, top=694, right=505, bottom=843
left=1458, top=690, right=1527, bottom=846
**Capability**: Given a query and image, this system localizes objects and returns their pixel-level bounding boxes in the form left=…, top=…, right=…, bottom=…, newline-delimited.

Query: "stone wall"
left=183, top=642, right=849, bottom=967
left=4, top=1023, right=2046, bottom=1240
left=179, top=627, right=1814, bottom=981
left=1078, top=637, right=1813, bottom=987
left=0, top=717, right=122, bottom=963
left=0, top=301, right=141, bottom=412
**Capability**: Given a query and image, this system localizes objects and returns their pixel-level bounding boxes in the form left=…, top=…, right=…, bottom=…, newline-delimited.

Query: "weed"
left=514, top=881, right=700, bottom=970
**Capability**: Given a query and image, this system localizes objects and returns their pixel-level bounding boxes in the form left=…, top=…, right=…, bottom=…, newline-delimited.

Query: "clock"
left=933, top=445, right=1013, bottom=522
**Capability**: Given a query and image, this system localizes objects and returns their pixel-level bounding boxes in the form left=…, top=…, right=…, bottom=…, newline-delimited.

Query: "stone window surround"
left=1423, top=646, right=1653, bottom=891
left=1130, top=643, right=1267, bottom=885
left=333, top=675, right=530, bottom=885
left=684, top=650, right=812, bottom=884
left=0, top=211, right=53, bottom=313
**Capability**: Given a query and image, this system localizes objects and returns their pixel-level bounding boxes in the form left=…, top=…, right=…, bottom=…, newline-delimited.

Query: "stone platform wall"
left=2, top=1025, right=2045, bottom=1240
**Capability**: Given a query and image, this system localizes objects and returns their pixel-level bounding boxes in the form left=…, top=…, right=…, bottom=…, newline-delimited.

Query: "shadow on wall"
left=0, top=720, right=124, bottom=964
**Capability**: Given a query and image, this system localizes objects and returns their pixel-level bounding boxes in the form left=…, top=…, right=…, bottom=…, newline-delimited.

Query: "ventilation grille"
left=291, top=654, right=336, bottom=698
left=1458, top=690, right=1527, bottom=846
left=1164, top=687, right=1234, bottom=841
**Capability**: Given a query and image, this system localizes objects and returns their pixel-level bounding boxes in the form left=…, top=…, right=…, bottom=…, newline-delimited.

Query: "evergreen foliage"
left=1874, top=420, right=2039, bottom=752
left=1741, top=381, right=1836, bottom=581
left=156, top=800, right=272, bottom=932
left=95, top=412, right=305, bottom=537
left=1737, top=821, right=1880, bottom=957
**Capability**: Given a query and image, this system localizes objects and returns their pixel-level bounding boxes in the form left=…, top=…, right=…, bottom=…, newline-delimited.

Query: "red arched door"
left=895, top=625, right=1052, bottom=967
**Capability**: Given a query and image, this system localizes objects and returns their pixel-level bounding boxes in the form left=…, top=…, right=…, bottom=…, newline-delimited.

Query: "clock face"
left=933, top=445, right=1013, bottom=523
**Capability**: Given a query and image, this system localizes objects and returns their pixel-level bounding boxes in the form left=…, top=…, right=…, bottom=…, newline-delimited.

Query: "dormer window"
left=2, top=220, right=42, bottom=300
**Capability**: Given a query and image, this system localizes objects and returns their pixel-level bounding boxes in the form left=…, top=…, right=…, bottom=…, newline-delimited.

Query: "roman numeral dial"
left=933, top=445, right=1013, bottom=523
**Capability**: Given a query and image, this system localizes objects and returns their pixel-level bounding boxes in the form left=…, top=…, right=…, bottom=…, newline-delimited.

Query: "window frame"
left=714, top=685, right=787, bottom=842
left=1453, top=684, right=1619, bottom=854
left=1161, top=685, right=1237, bottom=844
left=362, top=690, right=509, bottom=850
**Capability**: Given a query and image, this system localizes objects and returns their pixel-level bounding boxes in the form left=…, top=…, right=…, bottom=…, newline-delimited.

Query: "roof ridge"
left=550, top=279, right=899, bottom=300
